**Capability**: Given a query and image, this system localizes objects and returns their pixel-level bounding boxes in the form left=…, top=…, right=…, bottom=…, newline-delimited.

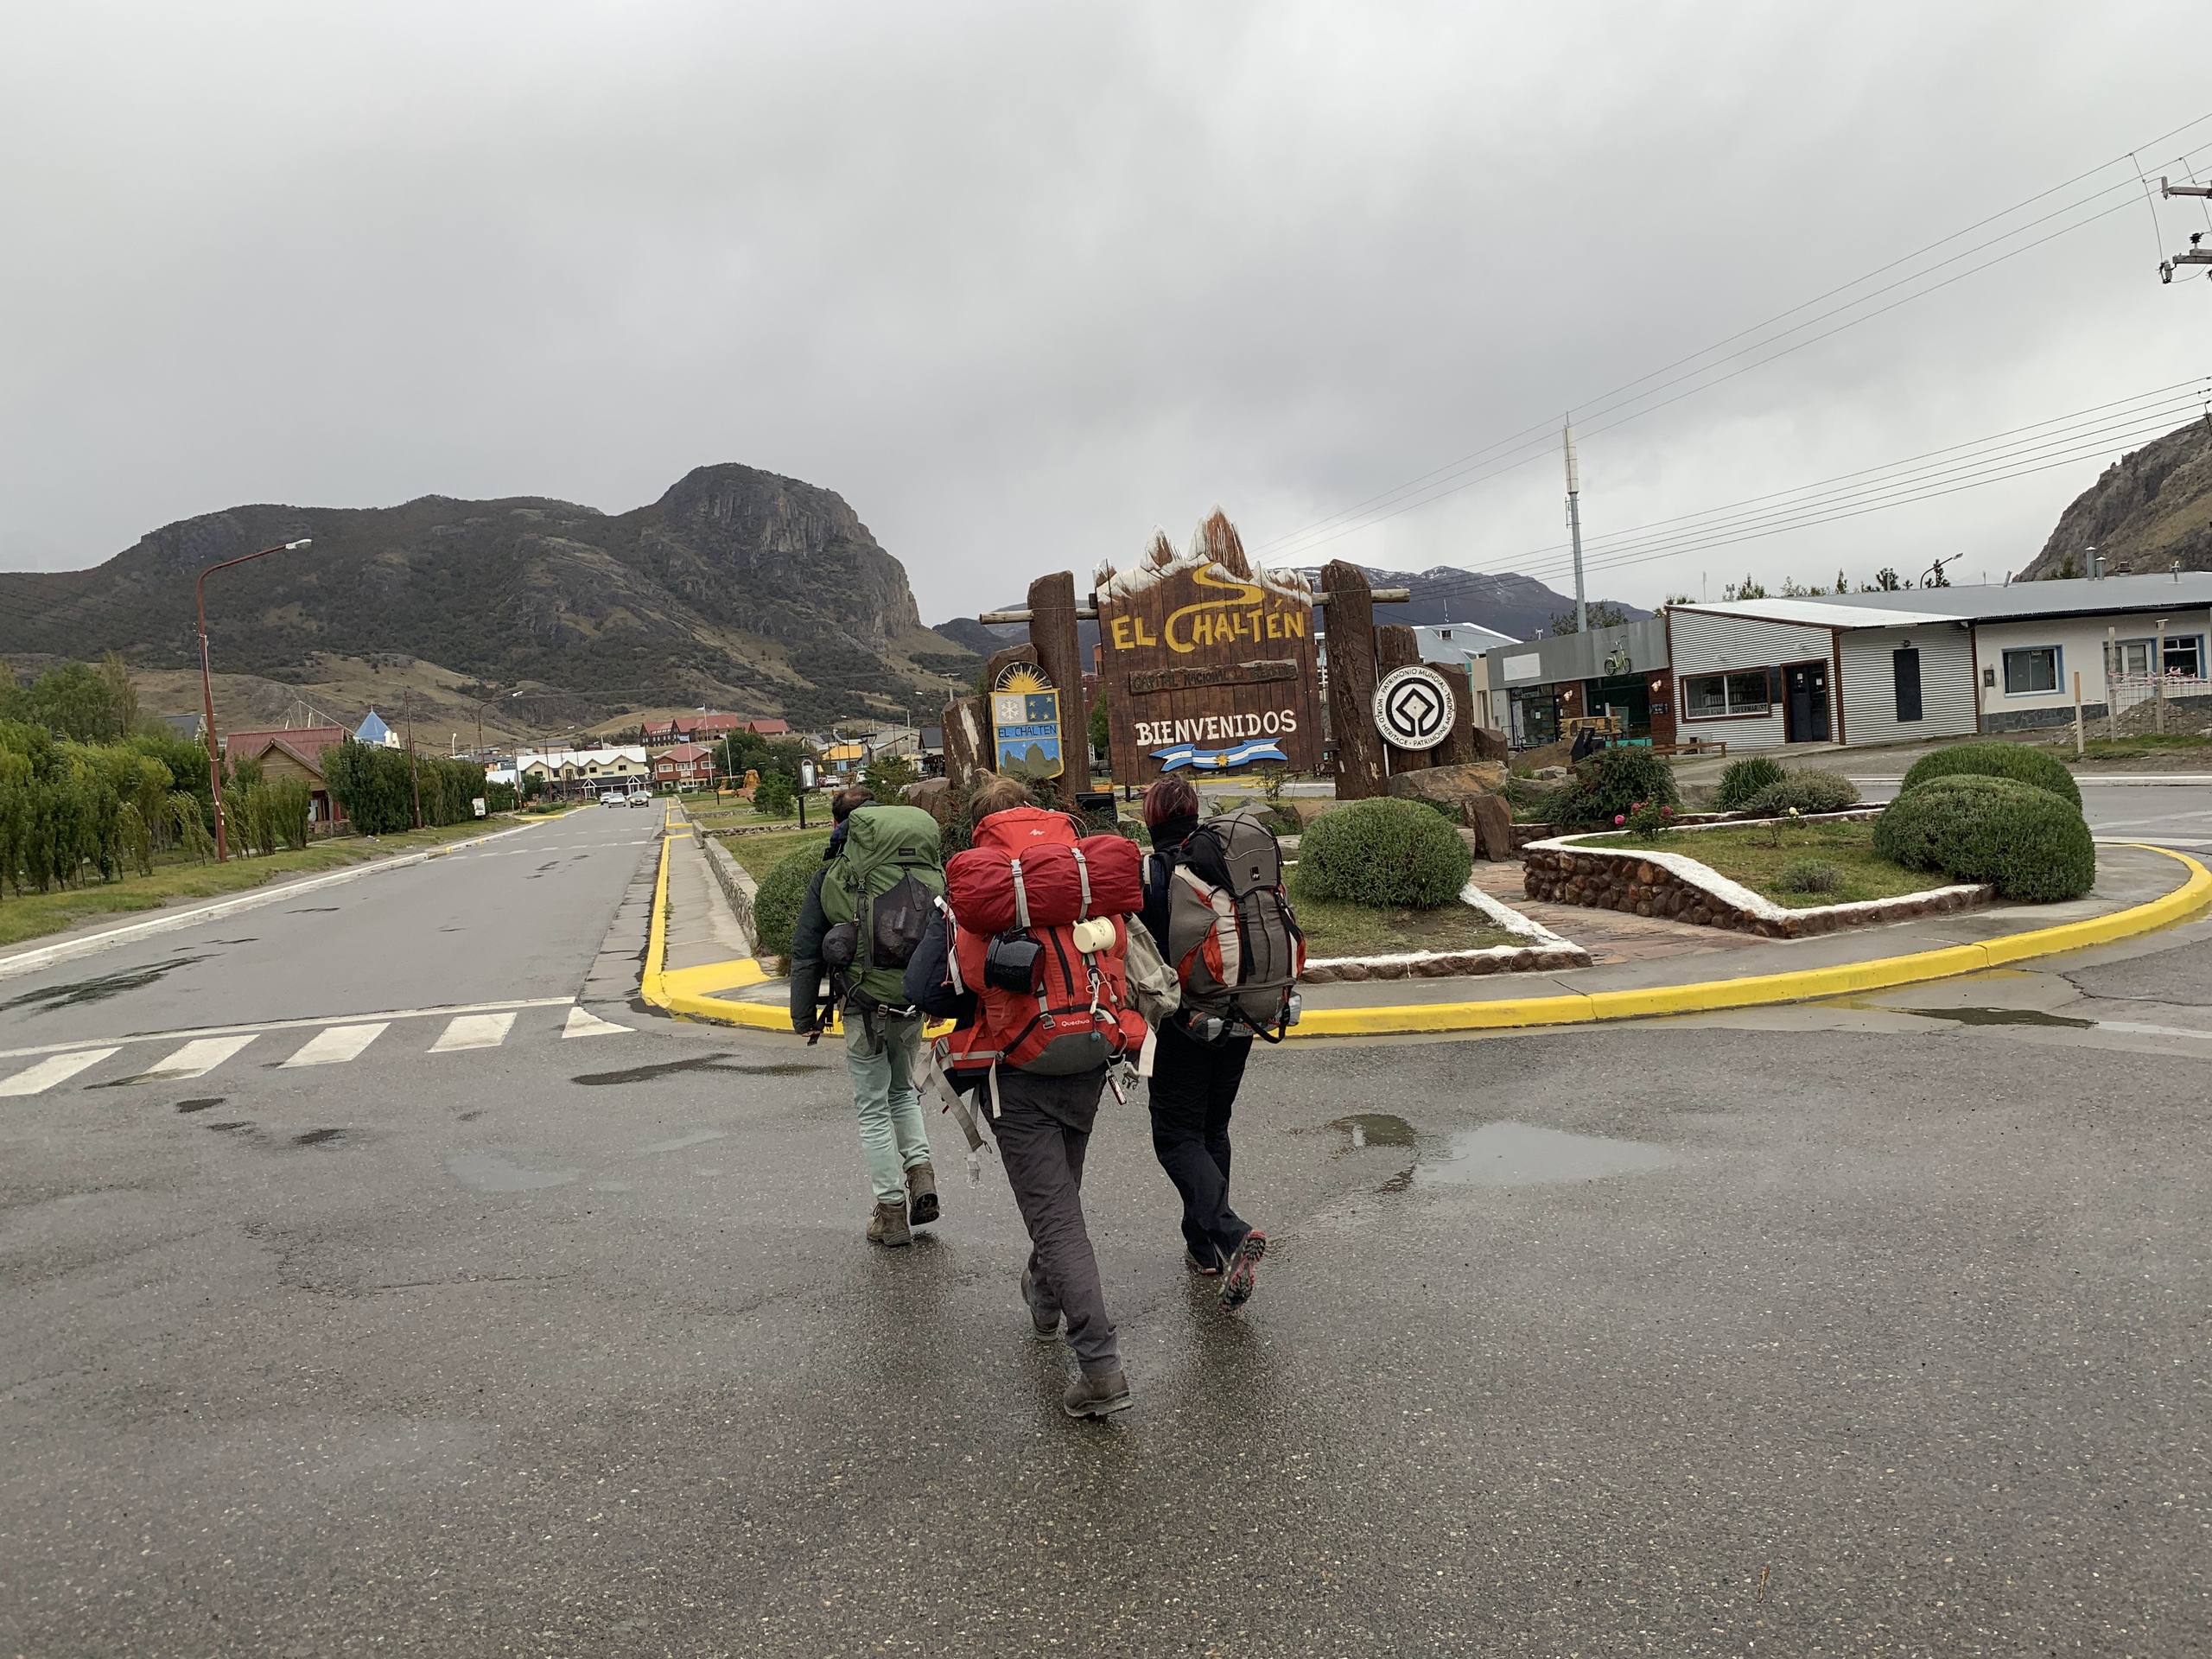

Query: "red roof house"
left=652, top=742, right=719, bottom=786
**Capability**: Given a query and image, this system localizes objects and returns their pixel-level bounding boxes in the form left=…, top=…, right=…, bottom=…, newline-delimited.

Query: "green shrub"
left=1714, top=754, right=1786, bottom=810
left=751, top=771, right=797, bottom=818
left=1549, top=746, right=1681, bottom=830
left=1621, top=800, right=1676, bottom=837
left=1872, top=774, right=2094, bottom=901
left=1777, top=858, right=1842, bottom=894
left=752, top=844, right=823, bottom=967
left=1296, top=797, right=1472, bottom=908
left=1900, top=741, right=2082, bottom=810
left=1740, top=769, right=1860, bottom=817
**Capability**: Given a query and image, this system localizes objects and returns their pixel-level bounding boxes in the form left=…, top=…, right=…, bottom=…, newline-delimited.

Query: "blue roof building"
left=356, top=709, right=397, bottom=747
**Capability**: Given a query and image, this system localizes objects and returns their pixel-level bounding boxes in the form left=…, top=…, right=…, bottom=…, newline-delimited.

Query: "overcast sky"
left=7, top=2, right=2212, bottom=623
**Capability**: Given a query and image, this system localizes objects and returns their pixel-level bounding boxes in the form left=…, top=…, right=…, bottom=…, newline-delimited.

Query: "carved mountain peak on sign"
left=1101, top=512, right=1313, bottom=606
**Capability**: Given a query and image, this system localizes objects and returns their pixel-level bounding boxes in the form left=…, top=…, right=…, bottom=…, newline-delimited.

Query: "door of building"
left=1785, top=660, right=1831, bottom=742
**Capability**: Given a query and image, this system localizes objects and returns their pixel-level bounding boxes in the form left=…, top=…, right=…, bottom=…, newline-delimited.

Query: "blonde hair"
left=968, top=773, right=1030, bottom=825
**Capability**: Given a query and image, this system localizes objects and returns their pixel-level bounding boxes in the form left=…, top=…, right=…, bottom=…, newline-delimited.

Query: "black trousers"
left=1146, top=1022, right=1253, bottom=1268
left=991, top=1067, right=1119, bottom=1373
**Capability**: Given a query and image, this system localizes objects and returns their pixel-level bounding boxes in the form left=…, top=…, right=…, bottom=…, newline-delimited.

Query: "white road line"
left=130, top=1035, right=257, bottom=1082
left=0, top=1048, right=120, bottom=1096
left=281, top=1023, right=391, bottom=1068
left=0, top=996, right=575, bottom=1064
left=562, top=1007, right=632, bottom=1039
left=430, top=1012, right=518, bottom=1052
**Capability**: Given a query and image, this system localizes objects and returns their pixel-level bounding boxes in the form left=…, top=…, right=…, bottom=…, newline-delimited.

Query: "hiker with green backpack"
left=788, top=785, right=950, bottom=1248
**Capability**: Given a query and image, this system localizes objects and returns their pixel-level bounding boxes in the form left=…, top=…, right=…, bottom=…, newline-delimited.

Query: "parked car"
left=600, top=790, right=626, bottom=807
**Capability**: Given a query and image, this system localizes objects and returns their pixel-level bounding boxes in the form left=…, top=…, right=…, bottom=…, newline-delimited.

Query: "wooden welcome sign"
left=1096, top=515, right=1324, bottom=785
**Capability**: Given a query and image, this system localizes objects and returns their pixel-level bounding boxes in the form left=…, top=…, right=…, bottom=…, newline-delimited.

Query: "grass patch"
left=0, top=816, right=529, bottom=949
left=1287, top=871, right=1518, bottom=957
left=723, top=828, right=830, bottom=880
left=2063, top=734, right=2212, bottom=762
left=1580, top=820, right=1939, bottom=909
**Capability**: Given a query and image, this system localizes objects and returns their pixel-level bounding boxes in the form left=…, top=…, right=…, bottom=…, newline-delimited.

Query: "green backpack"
left=818, top=804, right=946, bottom=1008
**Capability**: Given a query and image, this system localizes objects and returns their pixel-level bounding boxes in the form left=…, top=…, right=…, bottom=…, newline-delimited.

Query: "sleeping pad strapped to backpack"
left=817, top=804, right=946, bottom=1010
left=939, top=804, right=1148, bottom=1084
left=1158, top=808, right=1306, bottom=1041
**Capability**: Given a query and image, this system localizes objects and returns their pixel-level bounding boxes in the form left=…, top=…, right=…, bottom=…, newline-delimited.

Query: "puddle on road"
left=572, top=1054, right=823, bottom=1086
left=447, top=1153, right=578, bottom=1192
left=293, top=1128, right=347, bottom=1147
left=1414, top=1122, right=1681, bottom=1188
left=175, top=1097, right=225, bottom=1114
left=0, top=954, right=213, bottom=1013
left=1893, top=1006, right=2094, bottom=1029
left=1328, top=1113, right=1416, bottom=1149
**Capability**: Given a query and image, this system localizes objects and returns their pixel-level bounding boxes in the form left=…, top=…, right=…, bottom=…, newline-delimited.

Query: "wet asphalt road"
left=3, top=820, right=2209, bottom=1656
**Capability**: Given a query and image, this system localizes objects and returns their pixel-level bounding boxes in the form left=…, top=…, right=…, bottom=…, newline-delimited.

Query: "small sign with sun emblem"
left=989, top=663, right=1065, bottom=781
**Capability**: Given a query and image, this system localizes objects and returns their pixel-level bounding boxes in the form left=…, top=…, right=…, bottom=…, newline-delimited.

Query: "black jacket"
left=787, top=866, right=831, bottom=1031
left=902, top=909, right=975, bottom=1025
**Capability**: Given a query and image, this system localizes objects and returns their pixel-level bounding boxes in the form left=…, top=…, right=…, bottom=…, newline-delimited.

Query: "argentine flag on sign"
left=1149, top=739, right=1288, bottom=772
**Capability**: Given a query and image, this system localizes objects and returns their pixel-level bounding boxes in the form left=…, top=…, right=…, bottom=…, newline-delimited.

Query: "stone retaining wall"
left=1519, top=835, right=1989, bottom=939
left=702, top=832, right=759, bottom=947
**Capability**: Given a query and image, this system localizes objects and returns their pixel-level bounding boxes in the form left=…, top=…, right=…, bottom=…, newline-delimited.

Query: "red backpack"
left=938, top=807, right=1148, bottom=1092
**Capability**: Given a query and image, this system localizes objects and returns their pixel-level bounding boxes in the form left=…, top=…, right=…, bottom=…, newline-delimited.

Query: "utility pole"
left=2160, top=180, right=2212, bottom=283
left=1564, top=419, right=1586, bottom=633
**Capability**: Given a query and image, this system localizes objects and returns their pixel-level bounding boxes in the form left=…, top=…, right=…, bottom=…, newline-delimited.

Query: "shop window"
left=2002, top=646, right=2059, bottom=695
left=2165, top=635, right=2204, bottom=677
left=1682, top=671, right=1771, bottom=718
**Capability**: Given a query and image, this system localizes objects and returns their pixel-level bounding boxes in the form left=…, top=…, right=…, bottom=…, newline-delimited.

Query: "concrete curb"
left=0, top=811, right=574, bottom=985
left=638, top=835, right=2212, bottom=1041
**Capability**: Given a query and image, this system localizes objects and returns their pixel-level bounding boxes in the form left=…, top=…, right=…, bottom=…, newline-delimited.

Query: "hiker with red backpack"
left=1139, top=776, right=1306, bottom=1307
left=789, top=785, right=950, bottom=1248
left=903, top=773, right=1175, bottom=1420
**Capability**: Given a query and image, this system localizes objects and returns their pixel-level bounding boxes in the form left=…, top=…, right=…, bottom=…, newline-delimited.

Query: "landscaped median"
left=639, top=815, right=2212, bottom=1040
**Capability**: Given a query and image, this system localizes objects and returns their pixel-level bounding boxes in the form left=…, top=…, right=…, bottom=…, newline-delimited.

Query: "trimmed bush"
left=751, top=771, right=796, bottom=818
left=752, top=844, right=823, bottom=968
left=1872, top=774, right=2094, bottom=901
left=1740, top=769, right=1861, bottom=817
left=1777, top=858, right=1842, bottom=894
left=1900, top=741, right=2082, bottom=810
left=1296, top=797, right=1472, bottom=908
left=1548, top=746, right=1681, bottom=830
left=1714, top=754, right=1786, bottom=811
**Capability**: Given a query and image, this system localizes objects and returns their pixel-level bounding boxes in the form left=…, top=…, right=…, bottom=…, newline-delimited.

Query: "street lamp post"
left=198, top=538, right=311, bottom=861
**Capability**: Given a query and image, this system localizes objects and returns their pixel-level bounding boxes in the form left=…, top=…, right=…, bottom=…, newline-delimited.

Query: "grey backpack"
left=1155, top=809, right=1306, bottom=1041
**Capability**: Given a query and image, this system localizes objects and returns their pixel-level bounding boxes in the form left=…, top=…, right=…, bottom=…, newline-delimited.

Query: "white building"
left=1665, top=574, right=2212, bottom=750
left=517, top=747, right=651, bottom=791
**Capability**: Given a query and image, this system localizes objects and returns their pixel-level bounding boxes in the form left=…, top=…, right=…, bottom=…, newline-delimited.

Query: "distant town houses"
left=652, top=743, right=719, bottom=788
left=219, top=725, right=349, bottom=823
left=641, top=713, right=781, bottom=751
left=517, top=746, right=650, bottom=797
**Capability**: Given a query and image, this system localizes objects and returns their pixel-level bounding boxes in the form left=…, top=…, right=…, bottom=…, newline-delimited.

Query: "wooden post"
left=1376, top=623, right=1428, bottom=775
left=1433, top=663, right=1478, bottom=766
left=2156, top=618, right=2168, bottom=735
left=2073, top=670, right=2085, bottom=756
left=2107, top=626, right=2120, bottom=741
left=1027, top=572, right=1088, bottom=807
left=1322, top=560, right=1386, bottom=800
left=942, top=696, right=988, bottom=788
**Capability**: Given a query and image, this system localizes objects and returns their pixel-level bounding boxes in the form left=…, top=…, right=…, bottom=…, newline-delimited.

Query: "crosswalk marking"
left=562, top=1007, right=631, bottom=1039
left=281, top=1023, right=390, bottom=1068
left=431, top=1012, right=518, bottom=1052
left=0, top=1047, right=120, bottom=1096
left=134, top=1035, right=257, bottom=1082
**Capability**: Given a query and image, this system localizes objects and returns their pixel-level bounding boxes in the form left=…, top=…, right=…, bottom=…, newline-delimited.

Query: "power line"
left=1255, top=111, right=2212, bottom=563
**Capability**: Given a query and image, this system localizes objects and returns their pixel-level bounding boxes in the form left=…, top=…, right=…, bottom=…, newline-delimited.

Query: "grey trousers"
left=991, top=1067, right=1118, bottom=1373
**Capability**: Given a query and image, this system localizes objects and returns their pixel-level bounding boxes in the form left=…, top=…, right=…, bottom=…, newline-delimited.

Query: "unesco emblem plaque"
left=1372, top=664, right=1455, bottom=750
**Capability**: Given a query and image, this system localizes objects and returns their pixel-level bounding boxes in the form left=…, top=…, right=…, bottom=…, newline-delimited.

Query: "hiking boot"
left=1184, top=1248, right=1221, bottom=1277
left=1219, top=1229, right=1267, bottom=1307
left=1020, top=1269, right=1061, bottom=1342
left=866, top=1198, right=912, bottom=1248
left=906, top=1161, right=940, bottom=1227
left=1063, top=1368, right=1133, bottom=1420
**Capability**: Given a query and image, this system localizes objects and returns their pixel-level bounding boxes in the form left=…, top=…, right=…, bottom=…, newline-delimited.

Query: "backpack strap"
left=1009, top=858, right=1032, bottom=930
left=1071, top=844, right=1093, bottom=915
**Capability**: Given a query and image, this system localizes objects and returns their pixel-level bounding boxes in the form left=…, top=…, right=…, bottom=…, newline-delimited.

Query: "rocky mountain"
left=0, top=465, right=976, bottom=729
left=932, top=563, right=1645, bottom=655
left=2018, top=416, right=2212, bottom=580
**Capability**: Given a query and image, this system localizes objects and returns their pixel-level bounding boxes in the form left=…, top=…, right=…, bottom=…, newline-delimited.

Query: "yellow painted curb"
left=641, top=840, right=2211, bottom=1040
left=639, top=823, right=843, bottom=1033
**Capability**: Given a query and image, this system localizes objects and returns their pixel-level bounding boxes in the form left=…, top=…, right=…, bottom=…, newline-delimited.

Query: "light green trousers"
left=844, top=1007, right=931, bottom=1205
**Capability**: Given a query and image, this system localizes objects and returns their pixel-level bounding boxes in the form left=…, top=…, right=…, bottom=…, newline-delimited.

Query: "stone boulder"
left=903, top=776, right=956, bottom=823
left=1386, top=761, right=1508, bottom=809
left=1471, top=727, right=1510, bottom=763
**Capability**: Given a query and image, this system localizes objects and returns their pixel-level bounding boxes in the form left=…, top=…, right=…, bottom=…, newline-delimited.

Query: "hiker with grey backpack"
left=1138, top=776, right=1306, bottom=1306
left=788, top=785, right=949, bottom=1247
